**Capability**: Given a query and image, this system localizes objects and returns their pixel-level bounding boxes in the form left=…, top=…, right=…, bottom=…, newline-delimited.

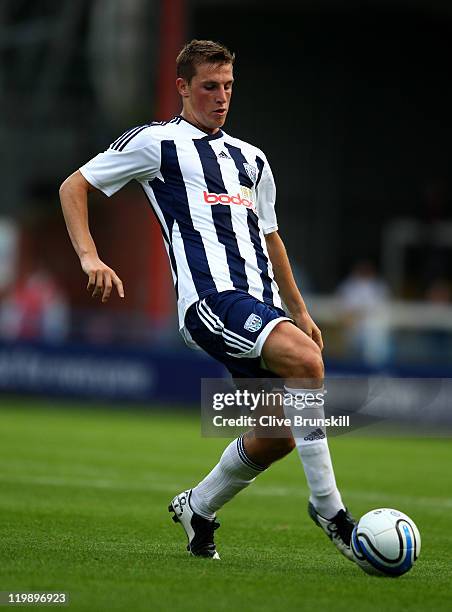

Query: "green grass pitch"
left=0, top=397, right=451, bottom=611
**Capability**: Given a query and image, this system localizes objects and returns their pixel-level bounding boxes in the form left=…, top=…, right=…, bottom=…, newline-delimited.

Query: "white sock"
left=284, top=386, right=345, bottom=519
left=190, top=435, right=266, bottom=520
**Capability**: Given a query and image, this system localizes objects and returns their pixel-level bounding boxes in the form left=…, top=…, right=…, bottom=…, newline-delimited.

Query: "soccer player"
left=59, top=40, right=355, bottom=561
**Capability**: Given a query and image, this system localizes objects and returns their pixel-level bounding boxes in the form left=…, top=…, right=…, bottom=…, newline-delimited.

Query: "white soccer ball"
left=351, top=508, right=421, bottom=576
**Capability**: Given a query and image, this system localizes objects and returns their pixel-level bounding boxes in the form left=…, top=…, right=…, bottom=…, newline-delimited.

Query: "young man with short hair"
left=59, top=40, right=355, bottom=561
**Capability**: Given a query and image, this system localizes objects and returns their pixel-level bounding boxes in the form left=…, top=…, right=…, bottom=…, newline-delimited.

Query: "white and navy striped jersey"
left=80, top=115, right=283, bottom=346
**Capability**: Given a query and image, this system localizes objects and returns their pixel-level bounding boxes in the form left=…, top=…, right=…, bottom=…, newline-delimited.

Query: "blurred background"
left=1, top=0, right=452, bottom=405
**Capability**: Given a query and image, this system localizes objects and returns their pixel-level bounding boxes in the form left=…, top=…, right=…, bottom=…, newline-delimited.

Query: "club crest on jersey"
left=244, top=313, right=263, bottom=333
left=244, top=163, right=258, bottom=184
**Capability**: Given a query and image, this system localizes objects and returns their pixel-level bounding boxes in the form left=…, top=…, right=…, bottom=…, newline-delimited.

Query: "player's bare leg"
left=254, top=320, right=356, bottom=559
left=243, top=320, right=324, bottom=465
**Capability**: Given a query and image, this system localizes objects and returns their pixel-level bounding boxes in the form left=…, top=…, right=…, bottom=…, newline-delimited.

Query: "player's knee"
left=282, top=436, right=296, bottom=454
left=302, top=349, right=324, bottom=379
left=265, top=436, right=296, bottom=460
left=283, top=345, right=324, bottom=380
left=245, top=433, right=295, bottom=467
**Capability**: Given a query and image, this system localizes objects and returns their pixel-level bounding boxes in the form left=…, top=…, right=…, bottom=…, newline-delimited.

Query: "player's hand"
left=292, top=310, right=324, bottom=351
left=80, top=253, right=124, bottom=303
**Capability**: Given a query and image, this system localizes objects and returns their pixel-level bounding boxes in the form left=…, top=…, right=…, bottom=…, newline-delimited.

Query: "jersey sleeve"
left=79, top=127, right=160, bottom=197
left=255, top=155, right=278, bottom=234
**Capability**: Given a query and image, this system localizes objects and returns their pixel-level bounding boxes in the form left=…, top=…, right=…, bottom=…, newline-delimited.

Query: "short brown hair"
left=176, top=39, right=235, bottom=83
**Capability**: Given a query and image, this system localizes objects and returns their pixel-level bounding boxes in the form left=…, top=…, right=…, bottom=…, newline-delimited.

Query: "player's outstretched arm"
left=265, top=231, right=323, bottom=350
left=59, top=170, right=124, bottom=303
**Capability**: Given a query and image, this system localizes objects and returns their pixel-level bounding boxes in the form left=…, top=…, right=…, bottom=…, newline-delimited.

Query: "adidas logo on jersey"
left=304, top=428, right=326, bottom=442
left=218, top=151, right=230, bottom=159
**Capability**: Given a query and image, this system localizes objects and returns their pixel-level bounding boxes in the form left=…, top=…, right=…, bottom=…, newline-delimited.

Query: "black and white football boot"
left=168, top=489, right=221, bottom=559
left=308, top=501, right=356, bottom=561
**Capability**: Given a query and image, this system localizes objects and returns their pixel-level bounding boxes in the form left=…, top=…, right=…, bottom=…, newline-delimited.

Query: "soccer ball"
left=351, top=508, right=421, bottom=576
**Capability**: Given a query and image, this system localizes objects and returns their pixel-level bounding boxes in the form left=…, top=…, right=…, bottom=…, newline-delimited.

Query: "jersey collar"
left=175, top=115, right=224, bottom=140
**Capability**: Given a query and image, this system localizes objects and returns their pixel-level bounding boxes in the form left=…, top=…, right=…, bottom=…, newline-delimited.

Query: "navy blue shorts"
left=184, top=290, right=291, bottom=378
